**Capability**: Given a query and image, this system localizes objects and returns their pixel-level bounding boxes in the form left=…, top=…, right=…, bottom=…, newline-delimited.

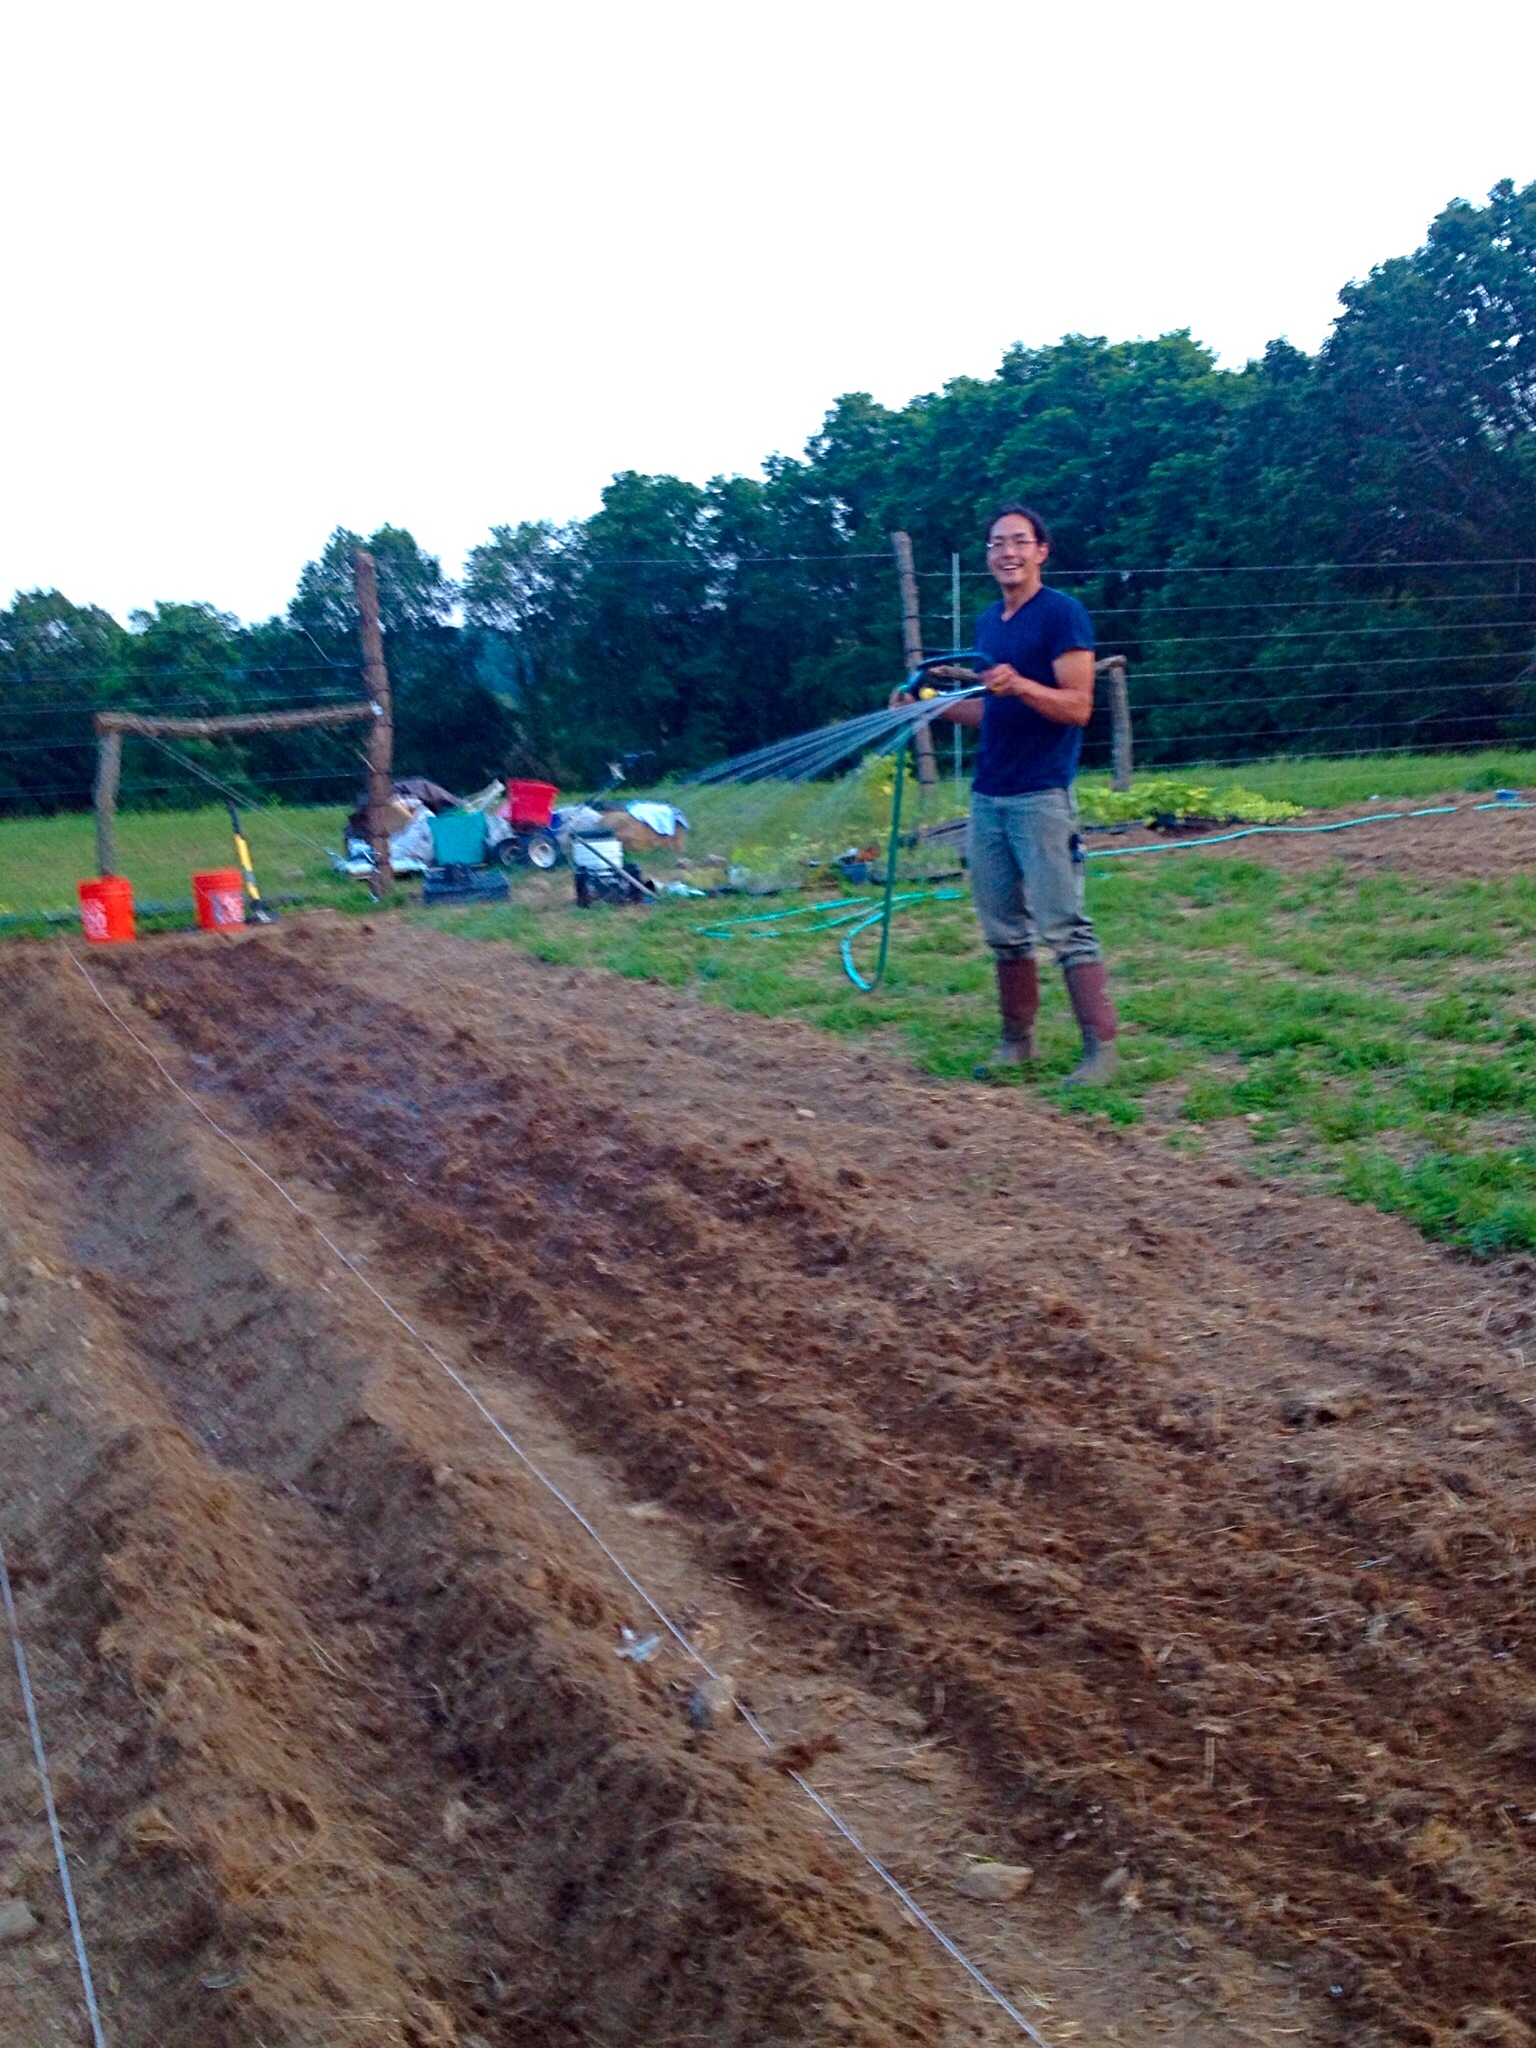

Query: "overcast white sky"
left=3, top=0, right=1533, bottom=625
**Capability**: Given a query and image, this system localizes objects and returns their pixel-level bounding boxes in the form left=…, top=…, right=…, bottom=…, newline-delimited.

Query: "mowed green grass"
left=0, top=804, right=354, bottom=923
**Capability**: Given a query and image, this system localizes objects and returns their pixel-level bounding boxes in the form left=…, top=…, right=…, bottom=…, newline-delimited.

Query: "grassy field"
left=674, top=745, right=1536, bottom=880
left=0, top=803, right=354, bottom=924
left=422, top=744, right=1536, bottom=1258
left=433, top=857, right=1536, bottom=1253
left=5, top=746, right=1535, bottom=919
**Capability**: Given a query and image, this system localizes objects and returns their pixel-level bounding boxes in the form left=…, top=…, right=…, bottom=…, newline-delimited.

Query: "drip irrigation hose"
left=1084, top=795, right=1535, bottom=858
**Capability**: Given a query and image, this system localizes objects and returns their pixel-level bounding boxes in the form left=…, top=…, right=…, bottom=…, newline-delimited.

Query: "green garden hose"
left=693, top=733, right=964, bottom=989
left=841, top=731, right=915, bottom=990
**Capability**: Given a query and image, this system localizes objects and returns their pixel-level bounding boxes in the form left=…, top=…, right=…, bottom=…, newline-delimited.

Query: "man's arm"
left=980, top=647, right=1095, bottom=727
left=937, top=694, right=984, bottom=728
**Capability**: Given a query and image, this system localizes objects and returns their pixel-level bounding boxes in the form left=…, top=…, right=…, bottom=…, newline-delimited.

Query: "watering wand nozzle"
left=894, top=650, right=991, bottom=705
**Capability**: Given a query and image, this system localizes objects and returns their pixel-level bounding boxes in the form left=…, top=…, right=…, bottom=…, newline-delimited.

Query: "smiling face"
left=986, top=512, right=1049, bottom=600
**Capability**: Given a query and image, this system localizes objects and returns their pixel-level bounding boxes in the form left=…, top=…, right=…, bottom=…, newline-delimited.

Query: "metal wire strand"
left=137, top=733, right=350, bottom=860
left=0, top=1536, right=110, bottom=2048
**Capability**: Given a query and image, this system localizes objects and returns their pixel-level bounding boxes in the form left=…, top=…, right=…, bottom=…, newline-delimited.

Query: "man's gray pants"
left=967, top=787, right=1102, bottom=966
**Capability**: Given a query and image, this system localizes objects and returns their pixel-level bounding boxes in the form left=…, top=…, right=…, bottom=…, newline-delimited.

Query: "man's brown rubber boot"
left=1063, top=960, right=1119, bottom=1087
left=992, top=953, right=1039, bottom=1065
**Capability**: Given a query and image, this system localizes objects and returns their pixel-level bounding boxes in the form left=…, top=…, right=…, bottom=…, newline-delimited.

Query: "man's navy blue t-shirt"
left=971, top=585, right=1095, bottom=795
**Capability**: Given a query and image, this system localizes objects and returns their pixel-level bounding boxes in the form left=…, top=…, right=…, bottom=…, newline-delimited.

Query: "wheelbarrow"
left=491, top=779, right=561, bottom=870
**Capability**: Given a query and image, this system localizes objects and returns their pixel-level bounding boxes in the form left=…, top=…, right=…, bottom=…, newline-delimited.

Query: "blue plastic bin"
left=429, top=810, right=488, bottom=865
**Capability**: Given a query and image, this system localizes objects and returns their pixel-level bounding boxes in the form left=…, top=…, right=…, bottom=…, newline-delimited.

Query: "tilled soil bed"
left=2, top=917, right=1535, bottom=2047
left=1087, top=795, right=1536, bottom=881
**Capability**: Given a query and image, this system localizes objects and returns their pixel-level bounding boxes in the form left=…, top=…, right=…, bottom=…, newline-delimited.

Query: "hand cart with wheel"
left=492, top=779, right=562, bottom=870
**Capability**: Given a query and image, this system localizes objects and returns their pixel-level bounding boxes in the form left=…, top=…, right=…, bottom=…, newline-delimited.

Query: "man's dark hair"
left=986, top=502, right=1051, bottom=548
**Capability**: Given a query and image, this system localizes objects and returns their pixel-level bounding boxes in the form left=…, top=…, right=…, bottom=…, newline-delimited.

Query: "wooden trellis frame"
left=92, top=549, right=396, bottom=894
left=91, top=700, right=377, bottom=877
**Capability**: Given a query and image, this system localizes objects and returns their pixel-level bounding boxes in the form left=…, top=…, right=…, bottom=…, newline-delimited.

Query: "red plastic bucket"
left=507, top=779, right=557, bottom=828
left=77, top=875, right=136, bottom=944
left=192, top=868, right=246, bottom=932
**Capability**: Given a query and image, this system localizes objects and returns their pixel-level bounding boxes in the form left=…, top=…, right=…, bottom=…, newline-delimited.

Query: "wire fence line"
left=5, top=559, right=1536, bottom=821
left=929, top=555, right=1536, bottom=578
left=1084, top=591, right=1535, bottom=621
left=5, top=693, right=1534, bottom=808
left=904, top=554, right=1536, bottom=776
left=3, top=554, right=1530, bottom=930
left=0, top=666, right=439, bottom=699
left=7, top=768, right=370, bottom=804
left=1101, top=618, right=1536, bottom=647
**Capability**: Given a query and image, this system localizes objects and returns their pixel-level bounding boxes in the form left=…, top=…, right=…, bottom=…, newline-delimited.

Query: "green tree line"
left=4, top=178, right=1534, bottom=816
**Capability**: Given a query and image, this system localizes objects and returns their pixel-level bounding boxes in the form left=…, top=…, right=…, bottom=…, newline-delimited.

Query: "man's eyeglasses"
left=986, top=535, right=1040, bottom=553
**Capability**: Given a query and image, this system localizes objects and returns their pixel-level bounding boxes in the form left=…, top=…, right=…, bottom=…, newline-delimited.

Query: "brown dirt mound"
left=4, top=915, right=1536, bottom=2044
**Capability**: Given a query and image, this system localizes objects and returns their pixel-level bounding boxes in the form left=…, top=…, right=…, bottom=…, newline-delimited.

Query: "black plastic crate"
left=421, top=863, right=510, bottom=906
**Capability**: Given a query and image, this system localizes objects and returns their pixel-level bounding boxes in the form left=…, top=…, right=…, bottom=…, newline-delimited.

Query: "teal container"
left=430, top=810, right=488, bottom=865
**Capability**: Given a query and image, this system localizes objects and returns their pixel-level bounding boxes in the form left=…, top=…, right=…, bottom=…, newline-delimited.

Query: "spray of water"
left=627, top=671, right=986, bottom=893
left=685, top=689, right=980, bottom=788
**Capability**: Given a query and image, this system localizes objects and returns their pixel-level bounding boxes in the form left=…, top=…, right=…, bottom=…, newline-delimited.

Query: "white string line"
left=65, top=949, right=1055, bottom=2048
left=0, top=1535, right=110, bottom=2048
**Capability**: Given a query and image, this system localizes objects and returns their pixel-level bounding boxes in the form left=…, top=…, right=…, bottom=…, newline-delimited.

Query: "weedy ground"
left=10, top=752, right=1536, bottom=1249
left=6, top=748, right=1534, bottom=918
left=436, top=845, right=1536, bottom=1256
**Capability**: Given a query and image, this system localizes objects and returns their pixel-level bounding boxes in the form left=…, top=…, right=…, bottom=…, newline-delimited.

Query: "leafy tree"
left=1324, top=178, right=1536, bottom=557
left=288, top=524, right=513, bottom=795
left=7, top=178, right=1534, bottom=818
left=0, top=590, right=127, bottom=813
left=462, top=521, right=585, bottom=775
left=288, top=524, right=457, bottom=640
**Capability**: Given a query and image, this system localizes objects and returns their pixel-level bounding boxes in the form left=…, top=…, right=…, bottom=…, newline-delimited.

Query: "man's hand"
left=981, top=663, right=1029, bottom=698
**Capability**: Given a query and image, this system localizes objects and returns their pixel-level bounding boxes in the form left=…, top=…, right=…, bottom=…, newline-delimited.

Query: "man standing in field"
left=923, top=504, right=1119, bottom=1085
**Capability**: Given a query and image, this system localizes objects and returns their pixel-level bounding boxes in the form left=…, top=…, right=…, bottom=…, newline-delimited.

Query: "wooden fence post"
left=92, top=726, right=122, bottom=875
left=1099, top=655, right=1133, bottom=791
left=890, top=531, right=938, bottom=790
left=353, top=549, right=395, bottom=901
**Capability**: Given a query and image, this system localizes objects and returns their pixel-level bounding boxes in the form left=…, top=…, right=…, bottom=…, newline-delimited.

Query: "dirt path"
left=3, top=918, right=1535, bottom=2045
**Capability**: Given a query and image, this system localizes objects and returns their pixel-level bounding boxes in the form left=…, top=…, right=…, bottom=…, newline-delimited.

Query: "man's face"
left=986, top=517, right=1047, bottom=592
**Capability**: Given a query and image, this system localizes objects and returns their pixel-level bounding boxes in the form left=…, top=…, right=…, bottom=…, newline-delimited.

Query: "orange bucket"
left=192, top=868, right=246, bottom=932
left=77, top=875, right=136, bottom=944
